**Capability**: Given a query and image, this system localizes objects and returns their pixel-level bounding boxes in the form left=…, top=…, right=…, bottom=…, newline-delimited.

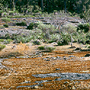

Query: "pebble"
left=64, top=81, right=69, bottom=84
left=55, top=68, right=60, bottom=70
left=33, top=85, right=39, bottom=89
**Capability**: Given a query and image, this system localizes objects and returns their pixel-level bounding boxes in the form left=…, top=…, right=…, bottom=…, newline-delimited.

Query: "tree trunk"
left=70, top=34, right=73, bottom=47
left=41, top=0, right=43, bottom=10
left=64, top=0, right=67, bottom=13
left=12, top=0, right=15, bottom=11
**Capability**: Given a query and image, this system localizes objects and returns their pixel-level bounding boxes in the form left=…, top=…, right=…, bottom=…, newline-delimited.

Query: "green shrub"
left=34, top=10, right=39, bottom=13
left=0, top=39, right=4, bottom=42
left=16, top=21, right=27, bottom=26
left=4, top=39, right=13, bottom=44
left=57, top=39, right=70, bottom=46
left=0, top=44, right=6, bottom=50
left=38, top=46, right=45, bottom=50
left=45, top=46, right=55, bottom=52
left=57, top=41, right=64, bottom=46
left=7, top=15, right=35, bottom=18
left=57, top=33, right=71, bottom=46
left=80, top=13, right=85, bottom=19
left=88, top=46, right=90, bottom=48
left=3, top=24, right=8, bottom=28
left=27, top=23, right=38, bottom=30
left=77, top=32, right=87, bottom=44
left=0, top=10, right=3, bottom=13
left=1, top=18, right=11, bottom=22
left=38, top=45, right=55, bottom=52
left=33, top=40, right=41, bottom=45
left=14, top=36, right=31, bottom=43
left=5, top=34, right=11, bottom=39
left=0, top=25, right=4, bottom=29
left=77, top=23, right=90, bottom=33
left=37, top=21, right=56, bottom=33
left=49, top=34, right=60, bottom=43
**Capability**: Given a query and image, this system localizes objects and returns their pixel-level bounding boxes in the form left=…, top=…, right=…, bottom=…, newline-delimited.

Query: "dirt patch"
left=0, top=43, right=90, bottom=89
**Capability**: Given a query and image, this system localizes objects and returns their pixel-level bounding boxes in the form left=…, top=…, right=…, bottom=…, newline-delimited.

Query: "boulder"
left=75, top=48, right=81, bottom=51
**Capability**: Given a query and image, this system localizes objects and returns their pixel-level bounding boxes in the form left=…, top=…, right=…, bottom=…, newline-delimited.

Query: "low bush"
left=4, top=39, right=13, bottom=44
left=5, top=34, right=11, bottom=39
left=38, top=45, right=55, bottom=52
left=14, top=36, right=31, bottom=43
left=16, top=21, right=27, bottom=26
left=1, top=18, right=11, bottom=22
left=33, top=40, right=41, bottom=45
left=57, top=33, right=71, bottom=46
left=57, top=39, right=70, bottom=46
left=38, top=46, right=45, bottom=50
left=7, top=15, right=35, bottom=18
left=88, top=46, right=90, bottom=48
left=0, top=39, right=4, bottom=42
left=0, top=44, right=6, bottom=50
left=27, top=23, right=38, bottom=30
left=77, top=23, right=90, bottom=33
left=3, top=24, right=8, bottom=28
left=0, top=25, right=4, bottom=29
left=49, top=34, right=60, bottom=43
left=57, top=41, right=64, bottom=46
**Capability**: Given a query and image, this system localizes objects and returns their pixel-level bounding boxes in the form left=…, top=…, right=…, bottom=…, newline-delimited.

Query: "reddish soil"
left=0, top=43, right=90, bottom=90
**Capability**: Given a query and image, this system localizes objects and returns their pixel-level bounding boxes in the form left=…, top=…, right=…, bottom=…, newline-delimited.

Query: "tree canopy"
left=0, top=0, right=90, bottom=14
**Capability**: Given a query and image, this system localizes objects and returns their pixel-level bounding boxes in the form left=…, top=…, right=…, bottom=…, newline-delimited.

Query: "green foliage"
left=49, top=34, right=60, bottom=43
left=37, top=21, right=56, bottom=33
left=0, top=10, right=3, bottom=13
left=27, top=23, right=38, bottom=30
left=38, top=45, right=55, bottom=52
left=62, top=24, right=76, bottom=34
left=58, top=33, right=71, bottom=46
left=0, top=3, right=3, bottom=10
left=3, top=24, right=8, bottom=28
left=0, top=25, right=4, bottom=29
left=1, top=18, right=11, bottom=22
left=77, top=23, right=90, bottom=33
left=0, top=39, right=13, bottom=44
left=45, top=46, right=55, bottom=52
left=0, top=39, right=4, bottom=42
left=88, top=46, right=90, bottom=48
left=7, top=15, right=35, bottom=18
left=4, top=39, right=13, bottom=44
left=0, top=44, right=6, bottom=50
left=0, top=0, right=89, bottom=15
left=5, top=34, right=11, bottom=39
left=38, top=46, right=45, bottom=50
left=16, top=21, right=27, bottom=26
left=33, top=40, right=41, bottom=45
left=14, top=36, right=31, bottom=43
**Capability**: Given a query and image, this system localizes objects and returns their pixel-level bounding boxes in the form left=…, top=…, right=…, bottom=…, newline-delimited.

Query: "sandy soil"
left=0, top=43, right=90, bottom=90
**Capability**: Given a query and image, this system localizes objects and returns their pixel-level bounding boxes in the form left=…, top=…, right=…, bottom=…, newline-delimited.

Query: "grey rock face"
left=32, top=73, right=90, bottom=80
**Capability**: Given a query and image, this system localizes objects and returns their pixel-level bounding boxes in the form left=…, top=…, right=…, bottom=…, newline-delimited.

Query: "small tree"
left=62, top=24, right=76, bottom=47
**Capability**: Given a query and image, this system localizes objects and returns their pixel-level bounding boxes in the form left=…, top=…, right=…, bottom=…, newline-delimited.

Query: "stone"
left=64, top=81, right=69, bottom=84
left=75, top=48, right=81, bottom=51
left=33, top=85, right=39, bottom=89
left=62, top=84, right=66, bottom=88
left=55, top=68, right=60, bottom=70
left=72, top=86, right=76, bottom=89
left=46, top=59, right=50, bottom=61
